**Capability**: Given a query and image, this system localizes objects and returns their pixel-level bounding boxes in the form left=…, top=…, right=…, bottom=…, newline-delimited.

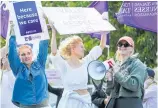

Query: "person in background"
left=91, top=80, right=107, bottom=108
left=143, top=68, right=157, bottom=108
left=1, top=46, right=18, bottom=108
left=48, top=84, right=64, bottom=108
left=105, top=36, right=147, bottom=108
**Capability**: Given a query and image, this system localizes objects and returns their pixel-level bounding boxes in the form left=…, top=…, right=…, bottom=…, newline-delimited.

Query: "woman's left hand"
left=111, top=64, right=120, bottom=75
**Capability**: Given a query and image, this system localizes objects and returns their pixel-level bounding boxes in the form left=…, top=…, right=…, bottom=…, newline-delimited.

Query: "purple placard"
left=116, top=1, right=157, bottom=33
left=0, top=2, right=9, bottom=39
left=88, top=1, right=110, bottom=45
left=13, top=1, right=42, bottom=36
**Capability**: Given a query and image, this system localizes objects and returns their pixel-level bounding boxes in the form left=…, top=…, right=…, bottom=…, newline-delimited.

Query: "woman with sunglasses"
left=105, top=36, right=148, bottom=108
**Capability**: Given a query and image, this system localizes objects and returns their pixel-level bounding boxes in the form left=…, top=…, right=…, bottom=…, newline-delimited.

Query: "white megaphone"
left=87, top=59, right=114, bottom=80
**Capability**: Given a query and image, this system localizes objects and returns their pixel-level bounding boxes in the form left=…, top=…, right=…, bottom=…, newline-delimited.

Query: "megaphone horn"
left=87, top=59, right=114, bottom=80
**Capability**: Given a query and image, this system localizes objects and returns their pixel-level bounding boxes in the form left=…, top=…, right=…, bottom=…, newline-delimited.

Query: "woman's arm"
left=82, top=32, right=106, bottom=63
left=99, top=32, right=107, bottom=50
left=48, top=84, right=63, bottom=96
left=37, top=40, right=49, bottom=67
left=91, top=90, right=107, bottom=107
left=49, top=19, right=57, bottom=56
left=8, top=23, right=21, bottom=76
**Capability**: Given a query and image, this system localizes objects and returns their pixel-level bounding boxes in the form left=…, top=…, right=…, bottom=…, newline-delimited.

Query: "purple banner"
left=13, top=1, right=42, bottom=36
left=0, top=2, right=9, bottom=39
left=116, top=1, right=157, bottom=33
left=88, top=1, right=110, bottom=45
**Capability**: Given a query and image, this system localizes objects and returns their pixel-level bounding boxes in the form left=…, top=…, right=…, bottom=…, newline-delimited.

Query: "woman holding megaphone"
left=104, top=36, right=147, bottom=108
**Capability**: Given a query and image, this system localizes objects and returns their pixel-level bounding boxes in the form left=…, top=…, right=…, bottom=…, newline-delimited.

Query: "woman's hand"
left=48, top=19, right=56, bottom=34
left=10, top=21, right=15, bottom=36
left=104, top=96, right=110, bottom=105
left=106, top=69, right=113, bottom=81
left=99, top=31, right=107, bottom=50
left=111, top=63, right=120, bottom=75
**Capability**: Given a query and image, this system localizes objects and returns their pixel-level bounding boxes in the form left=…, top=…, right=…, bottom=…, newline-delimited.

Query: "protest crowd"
left=0, top=1, right=157, bottom=108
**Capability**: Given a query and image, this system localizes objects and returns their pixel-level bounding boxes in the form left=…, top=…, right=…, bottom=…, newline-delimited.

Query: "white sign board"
left=9, top=1, right=49, bottom=44
left=45, top=69, right=62, bottom=86
left=43, top=7, right=116, bottom=35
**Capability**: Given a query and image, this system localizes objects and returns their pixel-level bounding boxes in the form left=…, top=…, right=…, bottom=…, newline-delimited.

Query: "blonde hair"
left=18, top=45, right=32, bottom=54
left=59, top=35, right=83, bottom=59
left=115, top=49, right=134, bottom=62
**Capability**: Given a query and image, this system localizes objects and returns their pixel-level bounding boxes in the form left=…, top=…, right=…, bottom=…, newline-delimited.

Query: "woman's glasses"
left=117, top=42, right=131, bottom=47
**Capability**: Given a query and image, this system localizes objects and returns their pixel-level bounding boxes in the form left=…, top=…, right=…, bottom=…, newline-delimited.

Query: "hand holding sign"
left=10, top=21, right=15, bottom=36
left=48, top=19, right=56, bottom=34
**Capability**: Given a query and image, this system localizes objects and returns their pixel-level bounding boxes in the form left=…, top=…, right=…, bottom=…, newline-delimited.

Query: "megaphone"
left=87, top=59, right=114, bottom=80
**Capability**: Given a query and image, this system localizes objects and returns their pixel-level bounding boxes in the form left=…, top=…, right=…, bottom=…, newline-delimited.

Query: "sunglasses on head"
left=117, top=42, right=131, bottom=47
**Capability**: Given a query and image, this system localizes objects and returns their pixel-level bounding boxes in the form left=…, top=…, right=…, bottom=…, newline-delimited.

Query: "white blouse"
left=49, top=46, right=102, bottom=90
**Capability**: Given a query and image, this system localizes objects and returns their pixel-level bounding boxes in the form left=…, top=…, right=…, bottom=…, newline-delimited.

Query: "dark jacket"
left=48, top=84, right=63, bottom=108
left=91, top=80, right=107, bottom=108
left=91, top=89, right=107, bottom=108
left=106, top=55, right=147, bottom=108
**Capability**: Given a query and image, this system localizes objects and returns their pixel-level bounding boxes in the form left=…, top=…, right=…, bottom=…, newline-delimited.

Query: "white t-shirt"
left=143, top=84, right=157, bottom=108
left=49, top=46, right=102, bottom=90
left=1, top=70, right=18, bottom=108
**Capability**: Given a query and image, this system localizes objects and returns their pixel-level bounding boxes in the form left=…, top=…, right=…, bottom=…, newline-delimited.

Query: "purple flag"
left=116, top=1, right=157, bottom=33
left=0, top=2, right=9, bottom=39
left=88, top=1, right=110, bottom=46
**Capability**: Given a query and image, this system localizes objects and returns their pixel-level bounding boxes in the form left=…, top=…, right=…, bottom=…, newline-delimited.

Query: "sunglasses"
left=117, top=42, right=131, bottom=47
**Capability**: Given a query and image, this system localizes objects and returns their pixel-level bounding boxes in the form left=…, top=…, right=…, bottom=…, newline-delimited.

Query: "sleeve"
left=91, top=90, right=106, bottom=107
left=82, top=46, right=103, bottom=63
left=8, top=36, right=21, bottom=76
left=49, top=51, right=67, bottom=76
left=48, top=84, right=64, bottom=97
left=114, top=59, right=147, bottom=92
left=37, top=40, right=49, bottom=67
left=106, top=81, right=114, bottom=96
left=143, top=85, right=157, bottom=100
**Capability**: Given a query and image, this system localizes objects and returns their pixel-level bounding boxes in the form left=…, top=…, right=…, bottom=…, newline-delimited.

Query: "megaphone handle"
left=108, top=61, right=113, bottom=68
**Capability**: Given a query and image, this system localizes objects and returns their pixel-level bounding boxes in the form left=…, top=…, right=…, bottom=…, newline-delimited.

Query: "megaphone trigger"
left=108, top=61, right=113, bottom=68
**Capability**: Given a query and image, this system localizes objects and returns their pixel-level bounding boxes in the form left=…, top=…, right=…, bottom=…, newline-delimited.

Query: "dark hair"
left=147, top=68, right=155, bottom=78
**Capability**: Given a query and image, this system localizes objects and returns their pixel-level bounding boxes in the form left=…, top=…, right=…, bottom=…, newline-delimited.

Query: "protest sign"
left=116, top=1, right=157, bottom=32
left=9, top=1, right=49, bottom=44
left=43, top=7, right=116, bottom=35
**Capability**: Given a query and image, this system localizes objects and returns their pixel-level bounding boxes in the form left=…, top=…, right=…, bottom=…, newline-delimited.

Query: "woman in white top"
left=49, top=20, right=106, bottom=108
left=143, top=68, right=157, bottom=108
left=1, top=46, right=18, bottom=108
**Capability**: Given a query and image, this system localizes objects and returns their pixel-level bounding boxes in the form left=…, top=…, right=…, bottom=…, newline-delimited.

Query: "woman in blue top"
left=8, top=23, right=51, bottom=108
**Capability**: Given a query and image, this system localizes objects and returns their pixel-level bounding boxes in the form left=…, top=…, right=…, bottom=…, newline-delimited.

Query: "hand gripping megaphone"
left=87, top=59, right=114, bottom=80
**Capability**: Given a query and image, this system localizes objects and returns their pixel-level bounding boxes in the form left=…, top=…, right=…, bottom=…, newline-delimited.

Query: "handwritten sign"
left=45, top=69, right=62, bottom=86
left=43, top=7, right=116, bottom=35
left=9, top=1, right=49, bottom=44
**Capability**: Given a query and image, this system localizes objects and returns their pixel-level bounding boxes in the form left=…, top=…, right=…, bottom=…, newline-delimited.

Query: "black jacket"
left=91, top=80, right=107, bottom=108
left=92, top=88, right=107, bottom=108
left=48, top=84, right=64, bottom=108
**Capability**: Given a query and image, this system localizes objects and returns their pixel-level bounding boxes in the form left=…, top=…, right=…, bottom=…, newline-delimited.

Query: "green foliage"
left=0, top=36, right=6, bottom=48
left=1, top=1, right=157, bottom=68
